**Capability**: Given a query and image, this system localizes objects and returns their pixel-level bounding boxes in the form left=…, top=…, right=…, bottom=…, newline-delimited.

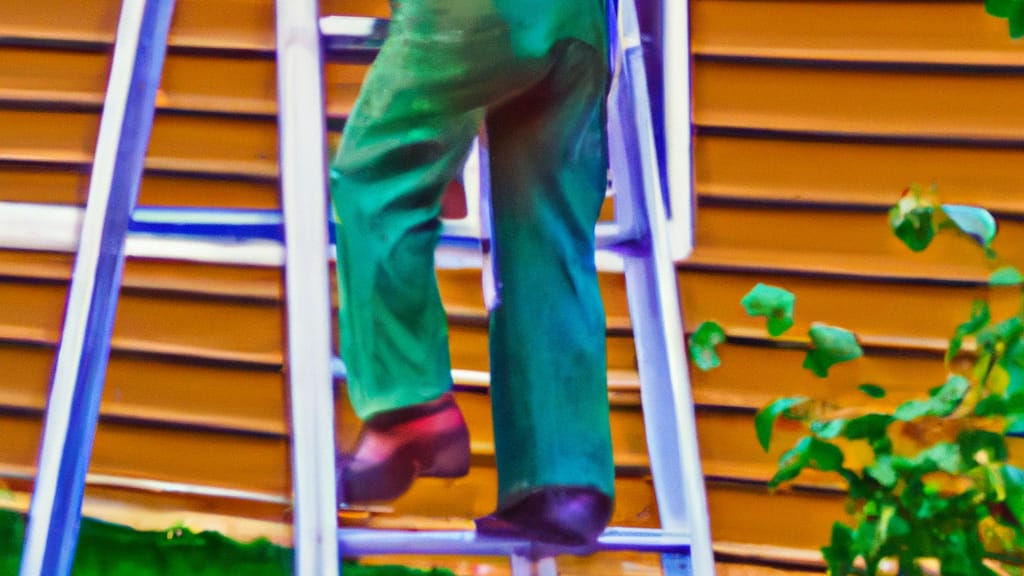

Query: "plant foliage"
left=691, top=189, right=1024, bottom=574
left=986, top=0, right=1024, bottom=39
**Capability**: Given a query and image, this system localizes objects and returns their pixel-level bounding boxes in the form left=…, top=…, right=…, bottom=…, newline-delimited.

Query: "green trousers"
left=330, top=0, right=614, bottom=505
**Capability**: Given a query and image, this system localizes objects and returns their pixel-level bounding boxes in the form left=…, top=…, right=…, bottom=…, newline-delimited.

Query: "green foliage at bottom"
left=0, top=509, right=454, bottom=576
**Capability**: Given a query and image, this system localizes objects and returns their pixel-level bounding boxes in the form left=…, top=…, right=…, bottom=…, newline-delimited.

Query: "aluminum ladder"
left=18, top=0, right=714, bottom=574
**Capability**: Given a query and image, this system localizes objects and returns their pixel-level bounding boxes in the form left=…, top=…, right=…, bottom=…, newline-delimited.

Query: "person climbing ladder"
left=330, top=0, right=616, bottom=548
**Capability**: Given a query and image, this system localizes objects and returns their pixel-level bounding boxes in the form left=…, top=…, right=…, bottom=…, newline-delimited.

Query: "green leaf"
left=770, top=436, right=813, bottom=488
left=988, top=0, right=1017, bottom=18
left=976, top=462, right=1008, bottom=501
left=991, top=266, right=1024, bottom=287
left=754, top=396, right=808, bottom=452
left=1003, top=340, right=1024, bottom=397
left=740, top=283, right=796, bottom=337
left=1008, top=415, right=1024, bottom=435
left=866, top=455, right=898, bottom=488
left=894, top=375, right=969, bottom=421
left=947, top=300, right=990, bottom=363
left=941, top=204, right=998, bottom=248
left=975, top=394, right=1009, bottom=417
left=908, top=442, right=962, bottom=475
left=894, top=399, right=932, bottom=421
left=939, top=530, right=997, bottom=576
left=853, top=519, right=881, bottom=562
left=978, top=316, right=1024, bottom=351
left=802, top=324, right=863, bottom=378
left=688, top=321, right=726, bottom=371
left=858, top=383, right=886, bottom=399
left=986, top=0, right=1024, bottom=38
left=957, top=429, right=1008, bottom=465
left=843, top=413, right=894, bottom=443
left=1014, top=12, right=1024, bottom=38
left=890, top=186, right=937, bottom=252
left=811, top=419, right=846, bottom=440
left=877, top=504, right=911, bottom=547
left=822, top=522, right=856, bottom=576
left=1003, top=465, right=1024, bottom=527
left=768, top=437, right=844, bottom=488
left=806, top=438, right=845, bottom=472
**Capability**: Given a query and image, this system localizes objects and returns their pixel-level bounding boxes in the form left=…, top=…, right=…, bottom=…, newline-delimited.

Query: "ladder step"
left=319, top=16, right=389, bottom=61
left=0, top=204, right=637, bottom=270
left=129, top=207, right=283, bottom=241
left=127, top=206, right=634, bottom=251
left=337, top=527, right=691, bottom=557
left=331, top=356, right=347, bottom=380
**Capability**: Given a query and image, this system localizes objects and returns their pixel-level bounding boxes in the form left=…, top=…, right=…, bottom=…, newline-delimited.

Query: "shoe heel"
left=420, top=427, right=470, bottom=478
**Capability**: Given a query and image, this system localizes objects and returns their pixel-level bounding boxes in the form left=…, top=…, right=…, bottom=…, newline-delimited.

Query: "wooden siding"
left=1, top=0, right=1021, bottom=573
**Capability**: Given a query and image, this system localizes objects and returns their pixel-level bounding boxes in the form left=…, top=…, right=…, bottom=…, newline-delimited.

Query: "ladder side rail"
left=275, top=1, right=341, bottom=576
left=610, top=0, right=714, bottom=574
left=18, top=1, right=176, bottom=575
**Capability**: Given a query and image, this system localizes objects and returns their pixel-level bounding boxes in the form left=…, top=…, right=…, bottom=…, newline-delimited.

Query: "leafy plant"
left=986, top=0, right=1024, bottom=39
left=689, top=184, right=1024, bottom=575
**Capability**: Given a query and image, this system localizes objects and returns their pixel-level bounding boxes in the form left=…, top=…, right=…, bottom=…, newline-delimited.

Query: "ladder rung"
left=594, top=221, right=642, bottom=252
left=319, top=16, right=389, bottom=61
left=129, top=207, right=283, bottom=241
left=336, top=527, right=691, bottom=557
left=127, top=206, right=634, bottom=259
left=331, top=356, right=347, bottom=380
left=127, top=206, right=481, bottom=246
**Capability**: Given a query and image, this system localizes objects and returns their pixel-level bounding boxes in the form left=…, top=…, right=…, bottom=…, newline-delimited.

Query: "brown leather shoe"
left=338, top=393, right=470, bottom=504
left=475, top=487, right=613, bottom=550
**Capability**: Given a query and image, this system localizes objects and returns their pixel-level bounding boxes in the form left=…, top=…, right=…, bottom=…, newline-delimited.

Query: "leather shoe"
left=475, top=487, right=612, bottom=549
left=338, top=393, right=470, bottom=504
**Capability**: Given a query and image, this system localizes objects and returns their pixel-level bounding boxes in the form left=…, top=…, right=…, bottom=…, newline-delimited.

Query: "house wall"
left=1, top=0, right=1022, bottom=571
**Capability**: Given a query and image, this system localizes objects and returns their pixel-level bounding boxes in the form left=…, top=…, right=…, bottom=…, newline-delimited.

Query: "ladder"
left=18, top=0, right=714, bottom=575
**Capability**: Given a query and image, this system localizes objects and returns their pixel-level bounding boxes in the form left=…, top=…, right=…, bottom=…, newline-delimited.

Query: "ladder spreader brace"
left=19, top=0, right=714, bottom=575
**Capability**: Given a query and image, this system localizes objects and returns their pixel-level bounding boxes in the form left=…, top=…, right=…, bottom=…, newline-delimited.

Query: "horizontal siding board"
left=3, top=413, right=293, bottom=494
left=0, top=278, right=284, bottom=363
left=706, top=481, right=847, bottom=552
left=693, top=59, right=1024, bottom=140
left=677, top=268, right=1022, bottom=348
left=694, top=134, right=1024, bottom=212
left=0, top=343, right=288, bottom=435
left=694, top=203, right=1024, bottom=270
left=0, top=166, right=280, bottom=207
left=0, top=250, right=285, bottom=298
left=0, top=0, right=388, bottom=51
left=692, top=0, right=1024, bottom=67
left=0, top=109, right=278, bottom=178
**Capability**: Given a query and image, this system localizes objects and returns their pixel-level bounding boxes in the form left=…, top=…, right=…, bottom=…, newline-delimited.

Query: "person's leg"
left=483, top=36, right=615, bottom=542
left=332, top=0, right=519, bottom=421
left=330, top=0, right=546, bottom=502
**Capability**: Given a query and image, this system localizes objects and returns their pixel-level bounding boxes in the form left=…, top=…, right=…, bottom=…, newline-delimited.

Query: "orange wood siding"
left=2, top=0, right=1020, bottom=572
